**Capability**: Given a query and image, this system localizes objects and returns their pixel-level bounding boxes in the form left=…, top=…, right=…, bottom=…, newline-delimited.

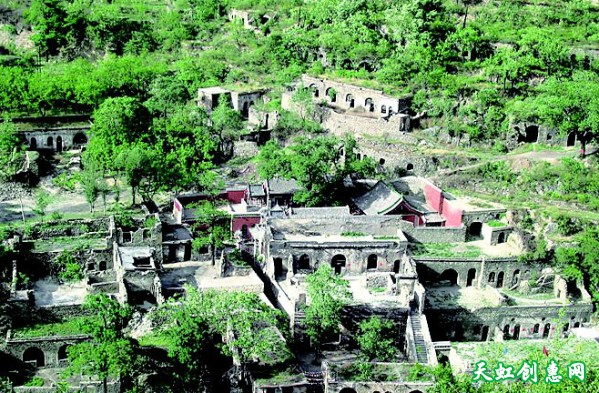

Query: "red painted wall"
left=424, top=184, right=443, bottom=212
left=441, top=198, right=463, bottom=227
left=227, top=190, right=246, bottom=204
left=424, top=183, right=463, bottom=227
left=232, top=216, right=261, bottom=233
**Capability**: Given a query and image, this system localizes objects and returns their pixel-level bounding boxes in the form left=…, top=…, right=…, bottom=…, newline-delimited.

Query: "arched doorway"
left=30, top=138, right=37, bottom=150
left=406, top=163, right=414, bottom=171
left=497, top=271, right=505, bottom=288
left=73, top=132, right=87, bottom=145
left=524, top=126, right=538, bottom=143
left=512, top=269, right=521, bottom=286
left=543, top=323, right=551, bottom=338
left=468, top=222, right=483, bottom=239
left=533, top=323, right=540, bottom=334
left=325, top=87, right=336, bottom=102
left=99, top=261, right=107, bottom=271
left=439, top=269, right=458, bottom=286
left=274, top=258, right=283, bottom=279
left=381, top=105, right=387, bottom=114
left=393, top=260, right=400, bottom=274
left=339, top=388, right=357, bottom=393
left=47, top=136, right=53, bottom=147
left=23, top=347, right=45, bottom=367
left=331, top=254, right=346, bottom=275
left=298, top=254, right=310, bottom=270
left=241, top=102, right=249, bottom=118
left=309, top=84, right=319, bottom=98
left=467, top=268, right=476, bottom=287
left=56, top=136, right=63, bottom=152
left=497, top=232, right=506, bottom=243
left=481, top=326, right=489, bottom=341
left=367, top=254, right=377, bottom=270
left=503, top=325, right=510, bottom=340
left=58, top=344, right=70, bottom=361
left=365, top=98, right=375, bottom=112
left=345, top=94, right=355, bottom=109
left=488, top=272, right=495, bottom=283
left=513, top=324, right=521, bottom=340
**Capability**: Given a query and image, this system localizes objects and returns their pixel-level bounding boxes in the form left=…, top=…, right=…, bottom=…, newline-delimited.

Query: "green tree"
left=81, top=159, right=104, bottom=214
left=191, top=200, right=230, bottom=265
left=257, top=135, right=376, bottom=206
left=304, top=264, right=352, bottom=356
left=33, top=190, right=51, bottom=222
left=210, top=101, right=244, bottom=148
left=0, top=120, right=23, bottom=179
left=67, top=295, right=136, bottom=393
left=356, top=316, right=398, bottom=361
left=163, top=287, right=290, bottom=389
left=87, top=97, right=151, bottom=170
left=523, top=72, right=599, bottom=155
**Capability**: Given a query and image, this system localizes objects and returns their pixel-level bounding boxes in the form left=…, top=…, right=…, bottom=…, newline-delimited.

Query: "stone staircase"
left=410, top=312, right=429, bottom=364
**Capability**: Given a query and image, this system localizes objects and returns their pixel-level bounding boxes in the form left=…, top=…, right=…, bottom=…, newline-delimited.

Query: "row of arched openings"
left=286, top=254, right=402, bottom=275
left=308, top=84, right=396, bottom=114
left=23, top=344, right=71, bottom=367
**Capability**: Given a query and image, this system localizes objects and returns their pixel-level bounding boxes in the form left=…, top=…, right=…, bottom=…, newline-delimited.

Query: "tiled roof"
left=268, top=178, right=301, bottom=195
left=352, top=181, right=403, bottom=215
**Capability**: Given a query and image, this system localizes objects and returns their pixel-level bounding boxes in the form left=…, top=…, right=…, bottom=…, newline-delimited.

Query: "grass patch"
left=411, top=243, right=482, bottom=258
left=32, top=235, right=107, bottom=252
left=341, top=231, right=367, bottom=237
left=487, top=220, right=506, bottom=227
left=374, top=236, right=399, bottom=240
left=13, top=315, right=95, bottom=338
left=138, top=333, right=172, bottom=348
left=370, top=287, right=387, bottom=293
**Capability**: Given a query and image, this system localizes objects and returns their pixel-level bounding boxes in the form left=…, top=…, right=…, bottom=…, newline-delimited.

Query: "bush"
left=55, top=250, right=83, bottom=282
left=24, top=377, right=43, bottom=387
left=554, top=214, right=581, bottom=236
left=51, top=211, right=63, bottom=221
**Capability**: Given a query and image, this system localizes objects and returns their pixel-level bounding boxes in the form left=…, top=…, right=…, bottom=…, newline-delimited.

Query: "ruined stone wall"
left=414, top=256, right=536, bottom=289
left=426, top=303, right=593, bottom=342
left=23, top=128, right=89, bottom=152
left=1, top=333, right=88, bottom=369
left=233, top=141, right=259, bottom=158
left=318, top=106, right=411, bottom=138
left=325, top=380, right=432, bottom=393
left=231, top=91, right=266, bottom=113
left=269, top=240, right=404, bottom=278
left=461, top=210, right=507, bottom=227
left=12, top=382, right=120, bottom=393
left=297, top=75, right=411, bottom=116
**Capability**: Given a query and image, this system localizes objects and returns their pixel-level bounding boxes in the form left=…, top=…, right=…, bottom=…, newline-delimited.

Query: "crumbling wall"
left=426, top=303, right=593, bottom=342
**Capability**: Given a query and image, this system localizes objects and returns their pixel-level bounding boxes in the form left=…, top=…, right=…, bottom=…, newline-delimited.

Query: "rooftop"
left=353, top=181, right=403, bottom=215
left=268, top=178, right=301, bottom=195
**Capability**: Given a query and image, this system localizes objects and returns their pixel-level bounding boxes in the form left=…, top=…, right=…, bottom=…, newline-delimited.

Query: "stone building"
left=8, top=114, right=92, bottom=152
left=198, top=86, right=269, bottom=118
left=282, top=75, right=412, bottom=137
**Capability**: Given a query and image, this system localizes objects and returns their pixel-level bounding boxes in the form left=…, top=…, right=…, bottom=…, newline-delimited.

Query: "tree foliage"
left=304, top=264, right=352, bottom=350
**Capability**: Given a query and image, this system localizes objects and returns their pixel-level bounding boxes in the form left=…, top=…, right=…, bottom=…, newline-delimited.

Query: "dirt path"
left=432, top=149, right=576, bottom=179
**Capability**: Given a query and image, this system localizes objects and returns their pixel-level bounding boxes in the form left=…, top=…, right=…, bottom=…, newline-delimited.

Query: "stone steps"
left=410, top=312, right=429, bottom=364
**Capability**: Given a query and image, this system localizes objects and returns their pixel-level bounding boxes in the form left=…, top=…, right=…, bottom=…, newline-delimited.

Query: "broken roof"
left=352, top=181, right=403, bottom=215
left=267, top=178, right=301, bottom=195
